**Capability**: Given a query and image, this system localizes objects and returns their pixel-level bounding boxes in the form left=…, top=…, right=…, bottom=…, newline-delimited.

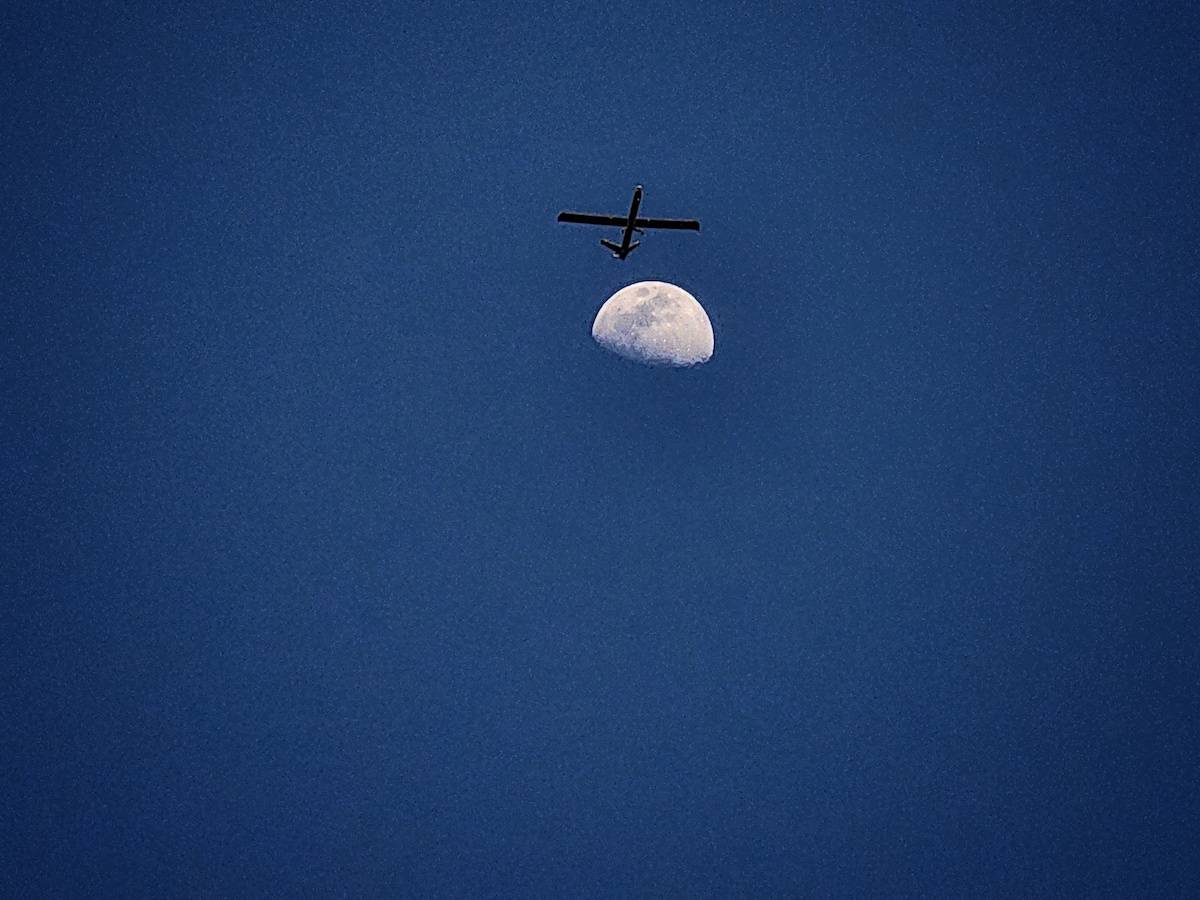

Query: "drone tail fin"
left=600, top=238, right=639, bottom=258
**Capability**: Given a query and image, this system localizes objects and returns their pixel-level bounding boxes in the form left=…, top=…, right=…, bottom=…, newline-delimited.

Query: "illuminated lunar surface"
left=591, top=281, right=714, bottom=366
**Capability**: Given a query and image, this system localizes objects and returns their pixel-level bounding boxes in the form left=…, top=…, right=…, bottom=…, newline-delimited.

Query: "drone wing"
left=634, top=217, right=701, bottom=231
left=557, top=212, right=628, bottom=227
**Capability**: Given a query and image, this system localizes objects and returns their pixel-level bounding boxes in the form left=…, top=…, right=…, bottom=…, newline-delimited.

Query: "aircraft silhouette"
left=557, top=185, right=700, bottom=259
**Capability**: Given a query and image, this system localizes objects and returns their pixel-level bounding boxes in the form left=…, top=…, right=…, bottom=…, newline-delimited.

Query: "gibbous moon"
left=592, top=281, right=714, bottom=367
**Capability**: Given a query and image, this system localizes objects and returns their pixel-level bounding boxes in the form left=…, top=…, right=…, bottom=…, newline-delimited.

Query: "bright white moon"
left=592, top=281, right=714, bottom=367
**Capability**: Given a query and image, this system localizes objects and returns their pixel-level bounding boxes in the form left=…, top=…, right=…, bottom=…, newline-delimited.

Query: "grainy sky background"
left=4, top=1, right=1198, bottom=896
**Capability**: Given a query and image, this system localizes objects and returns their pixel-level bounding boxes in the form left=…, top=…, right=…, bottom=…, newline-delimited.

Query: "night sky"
left=5, top=2, right=1199, bottom=896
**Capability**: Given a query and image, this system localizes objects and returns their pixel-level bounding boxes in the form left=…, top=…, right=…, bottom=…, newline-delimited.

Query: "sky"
left=3, top=1, right=1198, bottom=896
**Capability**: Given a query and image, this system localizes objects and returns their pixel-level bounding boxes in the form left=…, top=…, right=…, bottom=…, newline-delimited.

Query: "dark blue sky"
left=4, top=2, right=1198, bottom=896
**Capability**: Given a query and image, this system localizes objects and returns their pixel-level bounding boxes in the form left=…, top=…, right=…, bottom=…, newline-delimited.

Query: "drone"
left=557, top=185, right=700, bottom=259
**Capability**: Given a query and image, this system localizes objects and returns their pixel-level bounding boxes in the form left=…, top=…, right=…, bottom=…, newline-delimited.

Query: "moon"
left=591, top=281, right=714, bottom=367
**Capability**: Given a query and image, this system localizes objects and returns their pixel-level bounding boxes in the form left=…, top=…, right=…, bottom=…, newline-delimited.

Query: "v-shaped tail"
left=600, top=239, right=639, bottom=259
